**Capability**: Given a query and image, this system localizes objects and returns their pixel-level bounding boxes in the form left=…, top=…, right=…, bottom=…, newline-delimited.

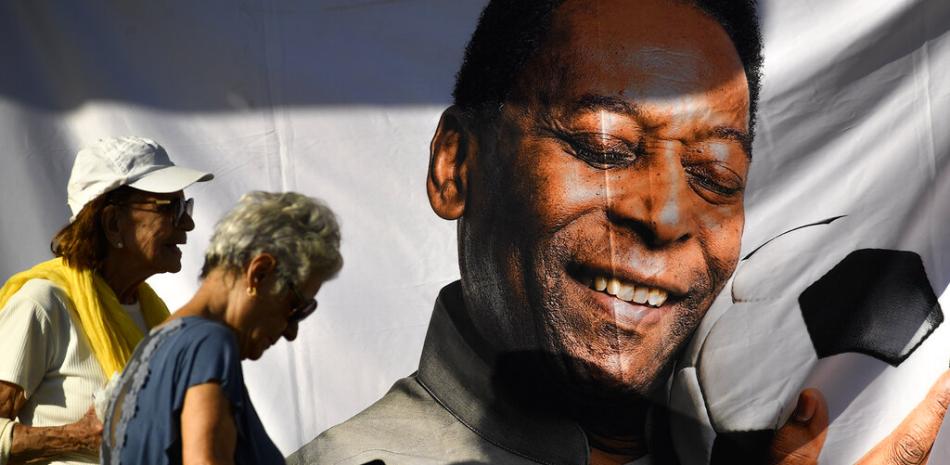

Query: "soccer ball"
left=669, top=215, right=946, bottom=464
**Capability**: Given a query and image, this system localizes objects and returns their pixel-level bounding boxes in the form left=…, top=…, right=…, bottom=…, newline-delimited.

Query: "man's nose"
left=604, top=150, right=693, bottom=247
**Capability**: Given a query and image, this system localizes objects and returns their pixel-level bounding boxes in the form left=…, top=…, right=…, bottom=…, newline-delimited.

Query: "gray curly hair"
left=200, top=191, right=342, bottom=293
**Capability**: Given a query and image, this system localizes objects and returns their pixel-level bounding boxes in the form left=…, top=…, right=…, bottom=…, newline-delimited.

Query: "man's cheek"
left=698, top=206, right=744, bottom=262
left=526, top=168, right=607, bottom=228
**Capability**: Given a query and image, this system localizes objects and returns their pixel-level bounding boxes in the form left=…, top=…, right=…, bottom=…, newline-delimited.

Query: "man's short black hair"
left=453, top=0, right=764, bottom=139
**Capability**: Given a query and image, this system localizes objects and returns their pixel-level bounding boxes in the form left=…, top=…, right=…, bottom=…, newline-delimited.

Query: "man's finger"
left=858, top=370, right=950, bottom=465
left=770, top=388, right=829, bottom=465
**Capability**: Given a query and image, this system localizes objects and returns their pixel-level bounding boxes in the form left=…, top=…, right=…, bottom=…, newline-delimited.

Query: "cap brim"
left=127, top=165, right=214, bottom=193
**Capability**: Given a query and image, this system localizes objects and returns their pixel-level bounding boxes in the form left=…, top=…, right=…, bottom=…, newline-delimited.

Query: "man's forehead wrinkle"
left=635, top=46, right=706, bottom=63
left=623, top=46, right=708, bottom=87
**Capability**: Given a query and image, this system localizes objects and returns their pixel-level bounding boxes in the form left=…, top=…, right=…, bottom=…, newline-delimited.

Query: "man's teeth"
left=588, top=276, right=668, bottom=307
left=634, top=286, right=649, bottom=303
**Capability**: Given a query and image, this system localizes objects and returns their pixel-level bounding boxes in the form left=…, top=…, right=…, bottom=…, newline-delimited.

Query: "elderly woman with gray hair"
left=100, top=191, right=342, bottom=465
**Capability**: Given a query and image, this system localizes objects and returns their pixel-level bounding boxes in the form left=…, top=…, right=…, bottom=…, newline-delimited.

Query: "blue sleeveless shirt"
left=102, top=317, right=284, bottom=465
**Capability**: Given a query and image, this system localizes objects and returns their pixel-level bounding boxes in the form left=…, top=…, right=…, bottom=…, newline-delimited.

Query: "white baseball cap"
left=67, top=136, right=214, bottom=220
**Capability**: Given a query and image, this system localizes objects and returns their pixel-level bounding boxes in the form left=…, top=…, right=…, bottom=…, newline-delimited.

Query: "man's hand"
left=770, top=370, right=950, bottom=465
left=769, top=389, right=828, bottom=465
left=856, top=371, right=950, bottom=465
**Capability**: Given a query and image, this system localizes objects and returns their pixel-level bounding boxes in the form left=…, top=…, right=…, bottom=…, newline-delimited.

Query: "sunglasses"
left=287, top=282, right=318, bottom=324
left=116, top=197, right=194, bottom=227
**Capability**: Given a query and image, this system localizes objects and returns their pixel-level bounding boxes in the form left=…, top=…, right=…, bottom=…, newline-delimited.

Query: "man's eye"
left=684, top=162, right=745, bottom=202
left=563, top=133, right=641, bottom=169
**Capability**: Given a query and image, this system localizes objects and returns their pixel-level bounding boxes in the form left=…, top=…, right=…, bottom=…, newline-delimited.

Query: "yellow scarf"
left=0, top=258, right=169, bottom=376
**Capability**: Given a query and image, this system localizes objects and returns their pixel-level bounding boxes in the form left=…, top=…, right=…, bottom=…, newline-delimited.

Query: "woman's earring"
left=116, top=242, right=124, bottom=249
left=247, top=287, right=257, bottom=297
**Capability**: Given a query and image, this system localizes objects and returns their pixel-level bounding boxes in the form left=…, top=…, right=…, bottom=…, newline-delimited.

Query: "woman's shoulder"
left=143, top=317, right=244, bottom=394
left=176, top=316, right=234, bottom=336
left=158, top=317, right=239, bottom=355
left=1, top=278, right=74, bottom=322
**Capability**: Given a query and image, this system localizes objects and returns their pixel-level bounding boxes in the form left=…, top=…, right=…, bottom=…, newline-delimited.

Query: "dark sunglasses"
left=287, top=282, right=318, bottom=324
left=115, top=197, right=194, bottom=227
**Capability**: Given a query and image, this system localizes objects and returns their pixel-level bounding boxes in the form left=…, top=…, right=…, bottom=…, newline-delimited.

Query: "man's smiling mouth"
left=568, top=267, right=677, bottom=328
left=565, top=261, right=683, bottom=313
left=587, top=275, right=669, bottom=307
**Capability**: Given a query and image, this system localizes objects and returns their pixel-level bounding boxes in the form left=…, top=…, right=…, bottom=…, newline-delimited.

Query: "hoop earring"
left=246, top=287, right=257, bottom=296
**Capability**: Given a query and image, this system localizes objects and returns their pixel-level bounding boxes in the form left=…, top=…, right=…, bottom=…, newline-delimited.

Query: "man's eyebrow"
left=706, top=127, right=753, bottom=158
left=570, top=94, right=642, bottom=117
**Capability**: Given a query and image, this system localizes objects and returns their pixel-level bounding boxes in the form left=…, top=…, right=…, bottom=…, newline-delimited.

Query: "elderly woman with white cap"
left=0, top=136, right=212, bottom=465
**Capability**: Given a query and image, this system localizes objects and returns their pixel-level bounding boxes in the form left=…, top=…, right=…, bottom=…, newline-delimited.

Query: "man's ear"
left=428, top=105, right=477, bottom=220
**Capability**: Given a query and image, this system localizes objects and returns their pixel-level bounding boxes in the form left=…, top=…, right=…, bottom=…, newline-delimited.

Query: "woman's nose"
left=282, top=321, right=299, bottom=341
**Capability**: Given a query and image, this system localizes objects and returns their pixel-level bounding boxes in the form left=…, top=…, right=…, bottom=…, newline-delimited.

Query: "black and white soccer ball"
left=669, top=215, right=947, bottom=465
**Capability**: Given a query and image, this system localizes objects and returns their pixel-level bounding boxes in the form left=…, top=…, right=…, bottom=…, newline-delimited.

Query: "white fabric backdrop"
left=1, top=0, right=947, bottom=459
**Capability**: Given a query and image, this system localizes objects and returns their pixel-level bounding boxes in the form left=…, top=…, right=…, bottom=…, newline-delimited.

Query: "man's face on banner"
left=458, top=0, right=751, bottom=398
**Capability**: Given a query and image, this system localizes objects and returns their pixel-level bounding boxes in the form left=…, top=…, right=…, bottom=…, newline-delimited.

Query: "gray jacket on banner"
left=287, top=282, right=661, bottom=465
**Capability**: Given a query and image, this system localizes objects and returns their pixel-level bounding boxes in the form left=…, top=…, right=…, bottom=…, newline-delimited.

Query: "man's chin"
left=561, top=354, right=671, bottom=403
left=493, top=348, right=667, bottom=413
left=492, top=349, right=664, bottom=438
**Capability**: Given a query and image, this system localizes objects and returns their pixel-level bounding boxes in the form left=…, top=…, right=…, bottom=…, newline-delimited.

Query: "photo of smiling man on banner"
left=287, top=1, right=950, bottom=464
left=1, top=1, right=949, bottom=464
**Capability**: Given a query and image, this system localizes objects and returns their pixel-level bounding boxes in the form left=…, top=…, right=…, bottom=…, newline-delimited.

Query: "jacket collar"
left=416, top=281, right=591, bottom=465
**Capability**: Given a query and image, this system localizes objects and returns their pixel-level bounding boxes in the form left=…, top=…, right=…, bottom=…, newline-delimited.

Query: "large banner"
left=1, top=1, right=948, bottom=464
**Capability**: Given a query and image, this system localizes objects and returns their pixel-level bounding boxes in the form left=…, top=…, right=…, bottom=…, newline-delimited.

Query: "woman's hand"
left=771, top=370, right=950, bottom=465
left=0, top=381, right=26, bottom=420
left=62, top=406, right=104, bottom=456
left=2, top=378, right=104, bottom=465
